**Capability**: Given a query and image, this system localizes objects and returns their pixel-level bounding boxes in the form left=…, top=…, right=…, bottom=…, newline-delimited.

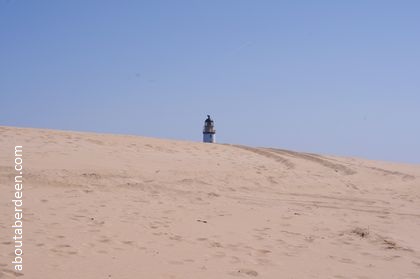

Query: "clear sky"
left=1, top=1, right=419, bottom=163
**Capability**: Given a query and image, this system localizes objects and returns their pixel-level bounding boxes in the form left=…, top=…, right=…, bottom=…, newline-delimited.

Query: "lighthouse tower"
left=203, top=115, right=216, bottom=143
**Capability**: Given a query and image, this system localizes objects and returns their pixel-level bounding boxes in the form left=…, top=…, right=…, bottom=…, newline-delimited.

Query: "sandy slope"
left=0, top=126, right=419, bottom=279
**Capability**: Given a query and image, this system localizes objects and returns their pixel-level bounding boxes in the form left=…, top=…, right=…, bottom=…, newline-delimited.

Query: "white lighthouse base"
left=203, top=133, right=216, bottom=143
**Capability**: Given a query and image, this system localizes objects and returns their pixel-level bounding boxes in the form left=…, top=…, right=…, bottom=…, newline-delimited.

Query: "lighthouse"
left=203, top=115, right=216, bottom=143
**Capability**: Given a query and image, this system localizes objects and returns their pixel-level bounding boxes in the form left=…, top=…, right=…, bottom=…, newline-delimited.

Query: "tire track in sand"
left=266, top=148, right=356, bottom=175
left=230, top=145, right=295, bottom=169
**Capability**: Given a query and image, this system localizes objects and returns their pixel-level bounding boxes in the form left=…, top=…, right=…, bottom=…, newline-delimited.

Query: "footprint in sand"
left=256, top=249, right=271, bottom=255
left=169, top=235, right=183, bottom=241
left=197, top=237, right=208, bottom=241
left=210, top=241, right=222, bottom=248
left=338, top=258, right=355, bottom=264
left=236, top=268, right=259, bottom=277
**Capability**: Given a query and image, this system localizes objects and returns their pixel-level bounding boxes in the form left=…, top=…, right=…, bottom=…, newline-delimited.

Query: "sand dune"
left=1, top=126, right=419, bottom=278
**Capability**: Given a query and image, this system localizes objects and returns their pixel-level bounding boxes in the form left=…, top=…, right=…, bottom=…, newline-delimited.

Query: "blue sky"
left=1, top=1, right=419, bottom=163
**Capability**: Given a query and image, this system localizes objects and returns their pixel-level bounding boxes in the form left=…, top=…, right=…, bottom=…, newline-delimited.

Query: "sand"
left=0, top=126, right=419, bottom=278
